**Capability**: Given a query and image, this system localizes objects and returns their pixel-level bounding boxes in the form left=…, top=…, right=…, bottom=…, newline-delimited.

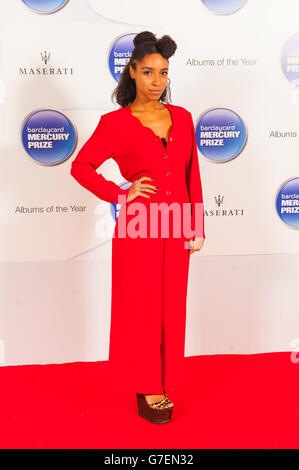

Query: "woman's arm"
left=70, top=114, right=128, bottom=204
left=185, top=111, right=205, bottom=239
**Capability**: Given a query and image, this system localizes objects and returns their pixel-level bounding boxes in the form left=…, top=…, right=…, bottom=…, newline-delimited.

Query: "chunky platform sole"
left=136, top=393, right=174, bottom=424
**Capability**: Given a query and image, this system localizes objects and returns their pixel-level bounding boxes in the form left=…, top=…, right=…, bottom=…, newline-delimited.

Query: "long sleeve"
left=70, top=114, right=128, bottom=204
left=185, top=112, right=206, bottom=239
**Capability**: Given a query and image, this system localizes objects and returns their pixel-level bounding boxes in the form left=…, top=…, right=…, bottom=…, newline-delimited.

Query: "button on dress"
left=70, top=103, right=205, bottom=395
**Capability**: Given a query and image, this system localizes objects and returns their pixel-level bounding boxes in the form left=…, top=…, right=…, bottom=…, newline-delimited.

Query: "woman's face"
left=129, top=53, right=169, bottom=101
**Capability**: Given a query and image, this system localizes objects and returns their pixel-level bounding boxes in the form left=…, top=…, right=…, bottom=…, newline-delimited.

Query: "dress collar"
left=126, top=103, right=174, bottom=149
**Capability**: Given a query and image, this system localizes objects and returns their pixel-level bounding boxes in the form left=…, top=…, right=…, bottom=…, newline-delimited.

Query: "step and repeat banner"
left=1, top=0, right=298, bottom=263
left=1, top=0, right=299, bottom=366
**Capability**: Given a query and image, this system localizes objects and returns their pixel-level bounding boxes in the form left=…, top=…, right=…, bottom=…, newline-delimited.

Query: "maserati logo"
left=40, top=51, right=51, bottom=65
left=210, top=194, right=244, bottom=217
left=19, top=51, right=74, bottom=75
left=214, top=194, right=224, bottom=207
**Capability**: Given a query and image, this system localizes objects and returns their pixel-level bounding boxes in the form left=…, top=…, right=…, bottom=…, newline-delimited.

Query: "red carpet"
left=0, top=352, right=298, bottom=449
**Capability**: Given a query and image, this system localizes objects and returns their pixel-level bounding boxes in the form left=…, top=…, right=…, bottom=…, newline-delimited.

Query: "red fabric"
left=185, top=111, right=205, bottom=239
left=70, top=104, right=205, bottom=238
left=0, top=353, right=298, bottom=448
left=70, top=104, right=206, bottom=394
left=70, top=113, right=128, bottom=204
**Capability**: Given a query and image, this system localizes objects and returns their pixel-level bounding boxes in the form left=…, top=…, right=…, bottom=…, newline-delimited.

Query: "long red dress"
left=70, top=103, right=205, bottom=395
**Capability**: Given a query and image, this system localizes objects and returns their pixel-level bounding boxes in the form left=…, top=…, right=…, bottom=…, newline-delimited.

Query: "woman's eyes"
left=144, top=71, right=168, bottom=75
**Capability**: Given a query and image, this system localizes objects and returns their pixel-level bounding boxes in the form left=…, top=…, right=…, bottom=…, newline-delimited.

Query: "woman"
left=70, top=31, right=205, bottom=424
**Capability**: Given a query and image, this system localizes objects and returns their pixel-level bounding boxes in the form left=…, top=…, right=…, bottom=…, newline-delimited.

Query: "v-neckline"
left=126, top=103, right=174, bottom=151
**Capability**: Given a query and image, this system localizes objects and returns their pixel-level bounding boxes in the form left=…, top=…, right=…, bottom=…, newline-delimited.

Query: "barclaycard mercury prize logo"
left=21, top=0, right=70, bottom=14
left=275, top=177, right=299, bottom=229
left=201, top=0, right=247, bottom=15
left=21, top=109, right=77, bottom=165
left=111, top=182, right=132, bottom=222
left=108, top=33, right=136, bottom=82
left=196, top=108, right=247, bottom=162
left=281, top=33, right=299, bottom=87
left=19, top=51, right=74, bottom=76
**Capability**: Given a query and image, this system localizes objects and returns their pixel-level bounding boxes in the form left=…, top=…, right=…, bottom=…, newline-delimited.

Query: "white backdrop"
left=0, top=0, right=298, bottom=366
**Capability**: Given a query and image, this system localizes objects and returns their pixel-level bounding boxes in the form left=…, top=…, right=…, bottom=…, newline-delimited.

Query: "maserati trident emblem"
left=214, top=195, right=224, bottom=207
left=40, top=51, right=51, bottom=65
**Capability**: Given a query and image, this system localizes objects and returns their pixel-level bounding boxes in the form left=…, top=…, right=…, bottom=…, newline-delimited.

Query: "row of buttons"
left=160, top=131, right=172, bottom=195
left=162, top=152, right=172, bottom=196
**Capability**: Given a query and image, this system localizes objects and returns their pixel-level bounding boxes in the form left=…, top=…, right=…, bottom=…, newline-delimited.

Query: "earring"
left=165, top=77, right=172, bottom=103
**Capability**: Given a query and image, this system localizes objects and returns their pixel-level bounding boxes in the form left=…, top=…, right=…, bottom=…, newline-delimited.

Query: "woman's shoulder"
left=100, top=107, right=127, bottom=123
left=167, top=103, right=192, bottom=118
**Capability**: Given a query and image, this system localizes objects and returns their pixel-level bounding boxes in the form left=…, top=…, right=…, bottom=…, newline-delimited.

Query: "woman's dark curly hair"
left=111, top=31, right=177, bottom=108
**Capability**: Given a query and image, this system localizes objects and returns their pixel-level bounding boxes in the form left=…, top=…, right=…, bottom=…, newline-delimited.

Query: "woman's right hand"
left=126, top=176, right=158, bottom=203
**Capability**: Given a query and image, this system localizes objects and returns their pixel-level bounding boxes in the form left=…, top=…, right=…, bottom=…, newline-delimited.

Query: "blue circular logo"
left=108, top=33, right=136, bottom=82
left=201, top=0, right=247, bottom=14
left=196, top=108, right=247, bottom=162
left=21, top=0, right=69, bottom=14
left=276, top=177, right=299, bottom=229
left=21, top=109, right=77, bottom=165
left=281, top=33, right=299, bottom=86
left=111, top=181, right=131, bottom=221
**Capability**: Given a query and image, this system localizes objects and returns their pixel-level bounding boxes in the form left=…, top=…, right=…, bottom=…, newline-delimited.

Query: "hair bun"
left=157, top=35, right=177, bottom=59
left=133, top=31, right=157, bottom=48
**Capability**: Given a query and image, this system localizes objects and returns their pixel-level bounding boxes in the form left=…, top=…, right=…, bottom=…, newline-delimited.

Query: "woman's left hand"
left=188, top=237, right=205, bottom=254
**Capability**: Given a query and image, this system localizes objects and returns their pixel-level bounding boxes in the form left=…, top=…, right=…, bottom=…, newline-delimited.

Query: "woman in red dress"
left=70, top=31, right=205, bottom=424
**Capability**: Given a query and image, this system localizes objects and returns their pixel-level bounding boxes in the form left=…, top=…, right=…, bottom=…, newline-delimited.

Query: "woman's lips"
left=149, top=90, right=162, bottom=94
